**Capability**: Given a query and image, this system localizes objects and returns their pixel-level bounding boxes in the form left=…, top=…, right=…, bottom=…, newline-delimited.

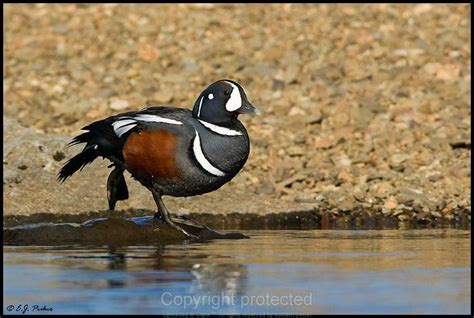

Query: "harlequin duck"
left=58, top=79, right=260, bottom=238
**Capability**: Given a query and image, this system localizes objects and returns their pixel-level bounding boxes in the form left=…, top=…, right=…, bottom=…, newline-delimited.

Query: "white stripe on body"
left=134, top=114, right=183, bottom=125
left=112, top=114, right=183, bottom=137
left=192, top=130, right=225, bottom=177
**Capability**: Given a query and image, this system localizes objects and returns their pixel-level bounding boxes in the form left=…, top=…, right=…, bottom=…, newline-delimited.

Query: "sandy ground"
left=3, top=4, right=471, bottom=226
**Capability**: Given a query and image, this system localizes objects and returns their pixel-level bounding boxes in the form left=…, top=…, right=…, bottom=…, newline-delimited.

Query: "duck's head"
left=192, top=79, right=260, bottom=123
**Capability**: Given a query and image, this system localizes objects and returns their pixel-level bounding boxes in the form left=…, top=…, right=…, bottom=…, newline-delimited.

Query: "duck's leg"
left=151, top=190, right=198, bottom=239
left=107, top=166, right=129, bottom=210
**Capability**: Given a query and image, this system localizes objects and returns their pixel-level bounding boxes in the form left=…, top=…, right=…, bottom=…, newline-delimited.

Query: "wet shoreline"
left=4, top=208, right=470, bottom=231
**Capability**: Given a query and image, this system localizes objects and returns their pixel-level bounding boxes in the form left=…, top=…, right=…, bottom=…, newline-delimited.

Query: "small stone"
left=430, top=211, right=442, bottom=218
left=109, top=99, right=129, bottom=111
left=293, top=193, right=316, bottom=203
left=339, top=198, right=355, bottom=211
left=272, top=79, right=285, bottom=91
left=338, top=169, right=353, bottom=182
left=435, top=63, right=461, bottom=81
left=259, top=179, right=275, bottom=195
left=288, top=107, right=306, bottom=116
left=393, top=48, right=424, bottom=57
left=352, top=188, right=366, bottom=202
left=384, top=196, right=398, bottom=210
left=137, top=45, right=160, bottom=61
left=367, top=173, right=384, bottom=182
left=390, top=153, right=412, bottom=164
left=304, top=112, right=324, bottom=125
left=398, top=214, right=410, bottom=221
left=375, top=182, right=395, bottom=198
left=314, top=137, right=335, bottom=149
left=336, top=154, right=352, bottom=167
left=53, top=151, right=65, bottom=162
left=287, top=146, right=305, bottom=157
left=390, top=164, right=405, bottom=172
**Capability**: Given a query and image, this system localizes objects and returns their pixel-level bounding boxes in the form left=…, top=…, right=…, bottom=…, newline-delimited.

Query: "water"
left=3, top=229, right=471, bottom=314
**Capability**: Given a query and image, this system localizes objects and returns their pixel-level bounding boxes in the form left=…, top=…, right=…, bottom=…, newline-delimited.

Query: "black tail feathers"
left=57, top=146, right=98, bottom=183
left=68, top=131, right=93, bottom=147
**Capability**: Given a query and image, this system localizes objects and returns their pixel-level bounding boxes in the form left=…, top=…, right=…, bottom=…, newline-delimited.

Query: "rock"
left=3, top=216, right=248, bottom=245
left=337, top=154, right=352, bottom=167
left=338, top=198, right=355, bottom=212
left=430, top=211, right=442, bottom=218
left=314, top=137, right=336, bottom=149
left=109, top=98, right=129, bottom=111
left=304, top=112, right=324, bottom=125
left=389, top=164, right=405, bottom=172
left=393, top=48, right=425, bottom=57
left=352, top=187, right=366, bottom=202
left=272, top=78, right=285, bottom=91
left=423, top=62, right=440, bottom=75
left=337, top=169, right=353, bottom=182
left=375, top=181, right=395, bottom=199
left=384, top=196, right=398, bottom=210
left=293, top=193, right=317, bottom=203
left=287, top=146, right=305, bottom=156
left=288, top=107, right=306, bottom=116
left=390, top=153, right=412, bottom=164
left=259, top=178, right=275, bottom=195
left=367, top=173, right=384, bottom=182
left=435, top=63, right=461, bottom=81
left=137, top=45, right=160, bottom=61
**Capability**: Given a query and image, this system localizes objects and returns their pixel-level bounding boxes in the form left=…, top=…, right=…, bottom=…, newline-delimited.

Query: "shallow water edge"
left=3, top=229, right=471, bottom=314
left=4, top=208, right=470, bottom=231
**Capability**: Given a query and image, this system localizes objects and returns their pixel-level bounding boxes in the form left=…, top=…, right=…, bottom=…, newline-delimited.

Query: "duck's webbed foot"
left=152, top=191, right=199, bottom=239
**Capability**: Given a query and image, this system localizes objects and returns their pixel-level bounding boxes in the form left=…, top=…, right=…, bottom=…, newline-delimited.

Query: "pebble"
left=383, top=196, right=398, bottom=210
left=109, top=99, right=129, bottom=111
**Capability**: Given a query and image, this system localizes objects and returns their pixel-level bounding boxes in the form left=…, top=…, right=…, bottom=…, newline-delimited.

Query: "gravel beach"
left=3, top=4, right=471, bottom=227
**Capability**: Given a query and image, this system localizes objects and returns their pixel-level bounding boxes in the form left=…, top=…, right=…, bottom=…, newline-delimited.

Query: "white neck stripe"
left=192, top=130, right=225, bottom=177
left=198, top=119, right=243, bottom=136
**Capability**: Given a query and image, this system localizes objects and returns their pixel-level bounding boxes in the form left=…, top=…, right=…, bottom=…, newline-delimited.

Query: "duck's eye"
left=208, top=93, right=214, bottom=100
left=224, top=90, right=231, bottom=96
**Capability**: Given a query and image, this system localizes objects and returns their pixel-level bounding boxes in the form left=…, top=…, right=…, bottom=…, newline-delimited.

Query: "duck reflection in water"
left=65, top=245, right=248, bottom=298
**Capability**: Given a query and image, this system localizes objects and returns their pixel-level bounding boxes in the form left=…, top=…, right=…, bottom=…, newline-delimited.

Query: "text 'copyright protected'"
left=160, top=292, right=313, bottom=310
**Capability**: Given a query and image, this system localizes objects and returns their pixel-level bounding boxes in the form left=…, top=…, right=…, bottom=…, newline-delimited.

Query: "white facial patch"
left=208, top=93, right=214, bottom=100
left=224, top=81, right=242, bottom=112
left=198, top=119, right=243, bottom=136
left=192, top=130, right=225, bottom=177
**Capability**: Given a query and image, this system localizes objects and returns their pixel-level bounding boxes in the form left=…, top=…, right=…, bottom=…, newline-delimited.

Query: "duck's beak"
left=238, top=100, right=262, bottom=116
